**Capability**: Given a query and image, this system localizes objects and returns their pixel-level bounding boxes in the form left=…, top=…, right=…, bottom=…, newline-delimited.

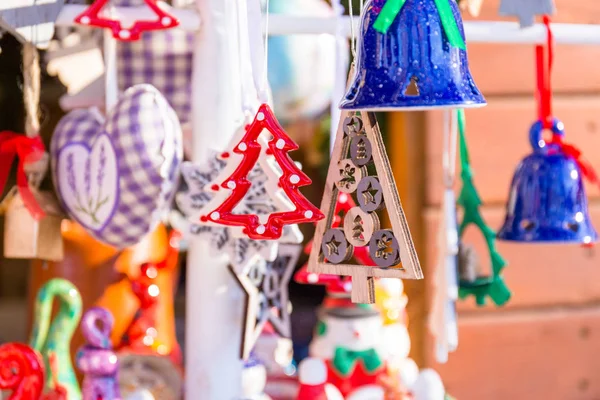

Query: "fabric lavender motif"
left=51, top=84, right=183, bottom=248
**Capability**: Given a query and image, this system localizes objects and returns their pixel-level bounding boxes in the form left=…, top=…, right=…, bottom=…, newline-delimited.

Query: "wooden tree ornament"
left=230, top=243, right=301, bottom=360
left=308, top=111, right=423, bottom=304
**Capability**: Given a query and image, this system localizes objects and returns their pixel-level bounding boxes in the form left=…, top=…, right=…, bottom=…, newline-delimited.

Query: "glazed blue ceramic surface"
left=497, top=119, right=598, bottom=244
left=341, top=0, right=486, bottom=110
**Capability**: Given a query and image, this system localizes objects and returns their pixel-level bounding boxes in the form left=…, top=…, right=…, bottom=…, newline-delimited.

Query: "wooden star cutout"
left=230, top=244, right=302, bottom=359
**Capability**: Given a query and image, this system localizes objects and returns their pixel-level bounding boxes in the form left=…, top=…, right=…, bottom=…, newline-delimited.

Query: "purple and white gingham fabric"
left=51, top=84, right=183, bottom=248
left=117, top=28, right=193, bottom=124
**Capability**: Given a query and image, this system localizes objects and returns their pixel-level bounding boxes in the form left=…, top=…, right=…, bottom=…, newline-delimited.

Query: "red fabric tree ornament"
left=199, top=104, right=324, bottom=240
left=74, top=0, right=179, bottom=41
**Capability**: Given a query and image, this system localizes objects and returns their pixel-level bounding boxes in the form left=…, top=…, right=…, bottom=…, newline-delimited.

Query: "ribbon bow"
left=0, top=132, right=47, bottom=220
left=332, top=346, right=383, bottom=376
left=373, top=0, right=466, bottom=50
left=548, top=137, right=600, bottom=190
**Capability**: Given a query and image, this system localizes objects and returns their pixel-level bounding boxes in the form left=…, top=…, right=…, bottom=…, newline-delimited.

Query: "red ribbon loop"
left=0, top=132, right=47, bottom=220
left=536, top=16, right=554, bottom=130
left=549, top=136, right=600, bottom=189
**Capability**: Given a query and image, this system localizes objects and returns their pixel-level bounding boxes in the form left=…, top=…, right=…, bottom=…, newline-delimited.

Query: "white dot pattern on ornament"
left=161, top=17, right=172, bottom=26
left=304, top=210, right=313, bottom=219
left=227, top=181, right=236, bottom=189
left=211, top=211, right=220, bottom=220
left=290, top=175, right=300, bottom=184
left=276, top=139, right=285, bottom=149
left=238, top=143, right=247, bottom=151
left=257, top=112, right=265, bottom=121
left=119, top=30, right=131, bottom=39
left=256, top=225, right=266, bottom=234
left=80, top=16, right=91, bottom=24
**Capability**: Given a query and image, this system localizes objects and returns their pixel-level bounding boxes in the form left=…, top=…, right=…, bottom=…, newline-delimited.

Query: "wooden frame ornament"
left=231, top=243, right=301, bottom=360
left=308, top=110, right=423, bottom=304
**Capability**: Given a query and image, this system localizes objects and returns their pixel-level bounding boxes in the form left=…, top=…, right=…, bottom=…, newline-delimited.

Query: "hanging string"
left=22, top=43, right=40, bottom=138
left=442, top=110, right=458, bottom=187
left=348, top=0, right=357, bottom=59
left=536, top=15, right=553, bottom=130
left=236, top=0, right=257, bottom=117
left=258, top=0, right=270, bottom=104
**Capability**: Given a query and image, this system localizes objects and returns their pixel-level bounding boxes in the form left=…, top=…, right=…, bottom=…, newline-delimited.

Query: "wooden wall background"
left=395, top=1, right=600, bottom=399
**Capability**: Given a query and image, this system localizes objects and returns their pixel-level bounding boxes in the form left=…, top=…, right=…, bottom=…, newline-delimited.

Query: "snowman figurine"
left=300, top=279, right=447, bottom=400
left=307, top=285, right=389, bottom=398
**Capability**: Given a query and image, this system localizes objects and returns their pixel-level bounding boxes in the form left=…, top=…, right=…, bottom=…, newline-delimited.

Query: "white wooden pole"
left=186, top=0, right=245, bottom=398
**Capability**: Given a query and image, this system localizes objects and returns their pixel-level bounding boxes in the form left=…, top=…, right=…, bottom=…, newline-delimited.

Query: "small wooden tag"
left=2, top=187, right=64, bottom=261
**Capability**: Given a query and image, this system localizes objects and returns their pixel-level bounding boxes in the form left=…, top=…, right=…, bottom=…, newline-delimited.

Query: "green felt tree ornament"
left=456, top=109, right=511, bottom=306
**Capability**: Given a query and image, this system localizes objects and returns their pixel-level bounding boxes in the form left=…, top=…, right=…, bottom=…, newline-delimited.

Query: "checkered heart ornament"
left=51, top=84, right=183, bottom=248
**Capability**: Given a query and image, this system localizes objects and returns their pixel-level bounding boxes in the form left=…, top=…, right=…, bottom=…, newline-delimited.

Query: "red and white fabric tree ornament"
left=198, top=104, right=324, bottom=240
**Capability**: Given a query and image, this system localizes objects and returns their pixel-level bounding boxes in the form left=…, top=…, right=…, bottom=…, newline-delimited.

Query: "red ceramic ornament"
left=0, top=343, right=45, bottom=400
left=200, top=104, right=324, bottom=240
left=74, top=0, right=179, bottom=41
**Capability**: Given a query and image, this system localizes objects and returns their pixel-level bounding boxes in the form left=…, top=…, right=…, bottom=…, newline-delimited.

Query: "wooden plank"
left=426, top=97, right=600, bottom=206
left=389, top=111, right=429, bottom=367
left=468, top=44, right=600, bottom=95
left=424, top=203, right=600, bottom=311
left=435, top=306, right=600, bottom=400
left=463, top=0, right=600, bottom=24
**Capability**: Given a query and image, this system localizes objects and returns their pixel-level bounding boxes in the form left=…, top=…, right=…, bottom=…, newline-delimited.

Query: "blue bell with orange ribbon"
left=497, top=119, right=598, bottom=244
left=340, top=0, right=486, bottom=110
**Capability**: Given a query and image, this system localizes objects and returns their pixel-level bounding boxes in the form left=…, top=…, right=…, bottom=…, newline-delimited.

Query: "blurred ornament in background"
left=341, top=0, right=485, bottom=111
left=499, top=0, right=556, bottom=28
left=265, top=0, right=337, bottom=122
left=458, top=0, right=485, bottom=17
left=498, top=119, right=598, bottom=244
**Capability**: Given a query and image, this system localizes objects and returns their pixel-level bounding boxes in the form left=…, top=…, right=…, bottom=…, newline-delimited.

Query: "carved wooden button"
left=369, top=229, right=401, bottom=268
left=321, top=228, right=353, bottom=264
left=343, top=207, right=380, bottom=247
left=350, top=135, right=373, bottom=167
left=357, top=176, right=384, bottom=212
left=334, top=159, right=365, bottom=194
left=343, top=115, right=364, bottom=138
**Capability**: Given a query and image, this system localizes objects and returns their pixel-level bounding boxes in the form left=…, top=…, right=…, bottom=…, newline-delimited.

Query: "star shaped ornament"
left=231, top=243, right=302, bottom=359
left=176, top=148, right=302, bottom=270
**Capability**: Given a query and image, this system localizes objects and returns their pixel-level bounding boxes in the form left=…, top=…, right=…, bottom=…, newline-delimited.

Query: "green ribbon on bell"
left=332, top=346, right=383, bottom=376
left=373, top=0, right=467, bottom=50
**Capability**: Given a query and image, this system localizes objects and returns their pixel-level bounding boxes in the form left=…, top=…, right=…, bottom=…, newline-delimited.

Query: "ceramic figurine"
left=29, top=278, right=83, bottom=399
left=0, top=343, right=45, bottom=400
left=498, top=119, right=597, bottom=244
left=307, top=289, right=388, bottom=397
left=76, top=307, right=121, bottom=400
left=51, top=84, right=183, bottom=249
left=253, top=325, right=298, bottom=400
left=341, top=0, right=485, bottom=110
left=296, top=358, right=344, bottom=400
left=241, top=355, right=272, bottom=400
left=125, top=390, right=155, bottom=400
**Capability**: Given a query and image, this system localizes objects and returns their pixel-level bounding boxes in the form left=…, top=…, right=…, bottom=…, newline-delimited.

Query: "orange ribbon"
left=0, top=132, right=47, bottom=220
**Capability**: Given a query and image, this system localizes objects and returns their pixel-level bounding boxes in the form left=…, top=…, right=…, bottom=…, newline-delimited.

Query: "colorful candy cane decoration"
left=77, top=307, right=121, bottom=400
left=30, top=278, right=83, bottom=399
left=0, top=343, right=44, bottom=400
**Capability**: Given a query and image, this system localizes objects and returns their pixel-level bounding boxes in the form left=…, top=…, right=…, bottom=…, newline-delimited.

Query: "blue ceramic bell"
left=341, top=0, right=486, bottom=111
left=497, top=119, right=598, bottom=244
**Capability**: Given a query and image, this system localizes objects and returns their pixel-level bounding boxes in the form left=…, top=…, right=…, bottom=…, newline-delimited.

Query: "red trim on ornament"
left=74, top=0, right=179, bottom=41
left=203, top=104, right=324, bottom=240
